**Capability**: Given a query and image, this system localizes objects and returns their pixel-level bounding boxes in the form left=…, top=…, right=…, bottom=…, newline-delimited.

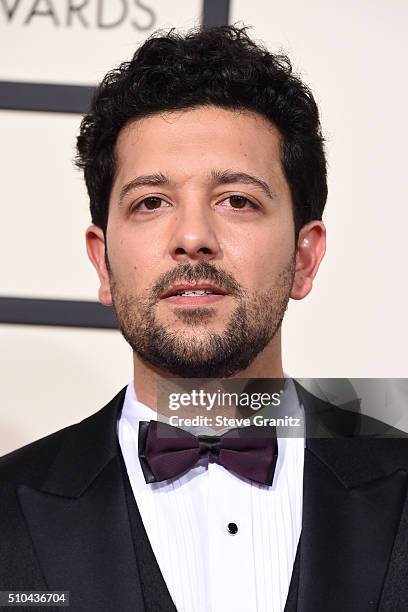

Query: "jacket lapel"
left=294, top=382, right=408, bottom=612
left=18, top=386, right=145, bottom=612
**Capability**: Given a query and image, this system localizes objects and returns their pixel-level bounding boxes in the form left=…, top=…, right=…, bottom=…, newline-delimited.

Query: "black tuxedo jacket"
left=1, top=383, right=408, bottom=612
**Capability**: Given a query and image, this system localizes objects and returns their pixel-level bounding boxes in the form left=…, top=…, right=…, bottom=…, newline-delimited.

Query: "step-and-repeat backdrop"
left=1, top=0, right=407, bottom=454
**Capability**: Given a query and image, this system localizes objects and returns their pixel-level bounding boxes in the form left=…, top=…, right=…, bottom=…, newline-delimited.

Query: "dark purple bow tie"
left=138, top=420, right=278, bottom=485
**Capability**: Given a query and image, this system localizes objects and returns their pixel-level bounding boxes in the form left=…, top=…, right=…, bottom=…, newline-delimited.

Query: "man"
left=1, top=25, right=407, bottom=612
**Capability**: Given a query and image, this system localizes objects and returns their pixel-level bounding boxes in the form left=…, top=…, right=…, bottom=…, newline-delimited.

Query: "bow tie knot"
left=138, top=420, right=278, bottom=486
left=198, top=435, right=221, bottom=458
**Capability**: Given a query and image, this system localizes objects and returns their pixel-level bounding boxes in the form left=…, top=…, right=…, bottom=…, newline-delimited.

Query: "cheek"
left=108, top=230, right=155, bottom=288
left=236, top=228, right=294, bottom=289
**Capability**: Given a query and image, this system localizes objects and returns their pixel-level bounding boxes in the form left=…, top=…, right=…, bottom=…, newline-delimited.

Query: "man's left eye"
left=221, top=195, right=257, bottom=210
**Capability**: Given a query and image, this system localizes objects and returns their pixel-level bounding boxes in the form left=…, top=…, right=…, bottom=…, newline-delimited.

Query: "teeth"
left=177, top=290, right=214, bottom=296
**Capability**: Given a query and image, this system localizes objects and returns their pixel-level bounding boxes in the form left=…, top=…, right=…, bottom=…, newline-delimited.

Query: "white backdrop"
left=1, top=0, right=407, bottom=455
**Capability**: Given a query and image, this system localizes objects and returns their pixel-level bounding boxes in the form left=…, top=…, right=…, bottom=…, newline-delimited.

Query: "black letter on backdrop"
left=24, top=0, right=59, bottom=26
left=0, top=0, right=22, bottom=21
left=97, top=0, right=127, bottom=28
left=131, top=0, right=155, bottom=31
left=67, top=0, right=89, bottom=27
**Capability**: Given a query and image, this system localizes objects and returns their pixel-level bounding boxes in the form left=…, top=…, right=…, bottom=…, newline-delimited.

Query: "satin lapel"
left=297, top=440, right=408, bottom=612
left=377, top=488, right=408, bottom=610
left=18, top=387, right=146, bottom=612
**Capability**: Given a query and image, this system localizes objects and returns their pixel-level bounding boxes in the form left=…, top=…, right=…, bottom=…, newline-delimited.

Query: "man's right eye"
left=132, top=197, right=170, bottom=212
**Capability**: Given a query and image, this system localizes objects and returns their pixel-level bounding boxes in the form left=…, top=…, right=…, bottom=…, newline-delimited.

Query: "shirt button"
left=227, top=522, right=238, bottom=535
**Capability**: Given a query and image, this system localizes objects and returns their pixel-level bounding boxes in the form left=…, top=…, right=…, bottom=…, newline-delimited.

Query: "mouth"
left=159, top=283, right=230, bottom=307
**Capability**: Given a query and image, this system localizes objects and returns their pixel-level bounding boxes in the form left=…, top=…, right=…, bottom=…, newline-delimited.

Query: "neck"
left=132, top=331, right=284, bottom=411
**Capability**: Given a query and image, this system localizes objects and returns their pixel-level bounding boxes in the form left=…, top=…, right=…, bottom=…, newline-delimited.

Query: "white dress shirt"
left=117, top=377, right=305, bottom=612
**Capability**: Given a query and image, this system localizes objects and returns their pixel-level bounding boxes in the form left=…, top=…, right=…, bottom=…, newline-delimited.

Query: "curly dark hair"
left=76, top=25, right=327, bottom=238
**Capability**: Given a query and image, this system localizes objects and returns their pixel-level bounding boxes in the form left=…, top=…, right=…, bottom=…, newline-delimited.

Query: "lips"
left=160, top=283, right=229, bottom=299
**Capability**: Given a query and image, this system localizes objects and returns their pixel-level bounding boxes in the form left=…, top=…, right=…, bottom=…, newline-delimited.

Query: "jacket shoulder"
left=0, top=385, right=127, bottom=488
left=0, top=422, right=77, bottom=488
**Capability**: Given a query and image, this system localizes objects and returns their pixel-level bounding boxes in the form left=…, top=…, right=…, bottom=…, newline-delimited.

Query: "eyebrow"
left=209, top=169, right=275, bottom=199
left=118, top=172, right=170, bottom=206
left=117, top=168, right=275, bottom=206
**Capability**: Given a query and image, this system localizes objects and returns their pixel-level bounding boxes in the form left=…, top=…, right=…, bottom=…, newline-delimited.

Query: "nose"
left=168, top=201, right=221, bottom=263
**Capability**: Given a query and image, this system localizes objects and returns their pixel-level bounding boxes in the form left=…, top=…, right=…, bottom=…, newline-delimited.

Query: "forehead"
left=113, top=106, right=285, bottom=187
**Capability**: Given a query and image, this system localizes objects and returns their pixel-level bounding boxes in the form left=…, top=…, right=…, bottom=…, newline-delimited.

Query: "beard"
left=108, top=258, right=295, bottom=378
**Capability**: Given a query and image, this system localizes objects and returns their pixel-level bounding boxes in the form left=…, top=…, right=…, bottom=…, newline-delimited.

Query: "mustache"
left=151, top=261, right=243, bottom=301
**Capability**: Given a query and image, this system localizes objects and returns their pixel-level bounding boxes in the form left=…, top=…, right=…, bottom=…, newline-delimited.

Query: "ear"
left=85, top=224, right=112, bottom=306
left=291, top=220, right=326, bottom=300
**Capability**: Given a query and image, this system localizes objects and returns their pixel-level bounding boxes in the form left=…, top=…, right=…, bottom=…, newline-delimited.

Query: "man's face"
left=91, top=106, right=300, bottom=377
